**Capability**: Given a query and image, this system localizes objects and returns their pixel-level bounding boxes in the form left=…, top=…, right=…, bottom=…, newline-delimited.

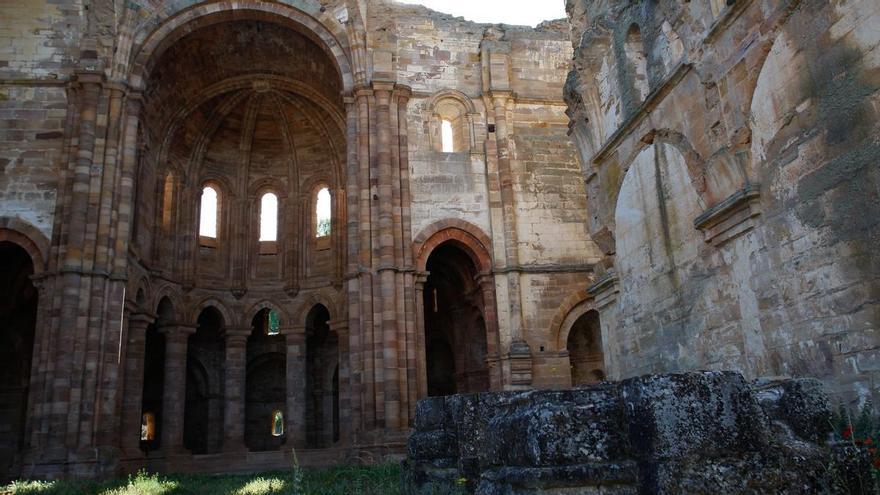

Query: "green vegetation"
left=1, top=463, right=402, bottom=495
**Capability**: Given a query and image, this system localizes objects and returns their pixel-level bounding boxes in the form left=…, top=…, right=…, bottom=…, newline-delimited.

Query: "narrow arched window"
left=441, top=120, right=454, bottom=152
left=260, top=192, right=278, bottom=242
left=199, top=185, right=218, bottom=239
left=271, top=410, right=284, bottom=437
left=162, top=172, right=174, bottom=229
left=316, top=187, right=331, bottom=238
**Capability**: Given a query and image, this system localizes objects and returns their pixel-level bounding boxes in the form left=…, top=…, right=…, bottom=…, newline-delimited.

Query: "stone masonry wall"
left=404, top=371, right=869, bottom=494
left=374, top=1, right=602, bottom=388
left=565, top=0, right=880, bottom=405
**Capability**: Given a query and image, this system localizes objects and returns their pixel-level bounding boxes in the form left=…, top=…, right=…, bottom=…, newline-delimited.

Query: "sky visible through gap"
left=398, top=0, right=567, bottom=27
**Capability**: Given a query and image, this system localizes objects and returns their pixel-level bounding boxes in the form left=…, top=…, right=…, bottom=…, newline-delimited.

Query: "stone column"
left=374, top=82, right=401, bottom=430
left=120, top=311, right=155, bottom=457
left=413, top=273, right=429, bottom=399
left=281, top=326, right=307, bottom=448
left=159, top=324, right=196, bottom=455
left=223, top=327, right=251, bottom=453
left=477, top=273, right=503, bottom=391
left=491, top=91, right=532, bottom=388
left=330, top=320, right=350, bottom=444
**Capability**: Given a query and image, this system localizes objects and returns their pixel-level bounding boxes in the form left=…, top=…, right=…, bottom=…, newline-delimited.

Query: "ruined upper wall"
left=368, top=0, right=571, bottom=99
left=565, top=0, right=880, bottom=405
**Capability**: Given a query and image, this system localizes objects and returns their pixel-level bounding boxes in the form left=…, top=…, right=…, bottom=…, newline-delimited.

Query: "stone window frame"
left=426, top=89, right=478, bottom=154
left=198, top=180, right=224, bottom=248
left=312, top=182, right=333, bottom=251
left=256, top=186, right=281, bottom=255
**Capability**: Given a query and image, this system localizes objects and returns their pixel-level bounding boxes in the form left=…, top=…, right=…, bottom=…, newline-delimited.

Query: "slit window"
left=260, top=192, right=278, bottom=242
left=199, top=186, right=218, bottom=238
left=271, top=410, right=284, bottom=437
left=316, top=188, right=331, bottom=238
left=162, top=172, right=174, bottom=229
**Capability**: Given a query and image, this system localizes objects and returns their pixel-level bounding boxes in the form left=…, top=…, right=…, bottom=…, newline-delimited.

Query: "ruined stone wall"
left=373, top=1, right=602, bottom=388
left=0, top=0, right=81, bottom=239
left=566, top=0, right=880, bottom=404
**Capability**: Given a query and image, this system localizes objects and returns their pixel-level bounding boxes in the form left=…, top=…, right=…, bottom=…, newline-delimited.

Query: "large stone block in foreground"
left=402, top=371, right=869, bottom=494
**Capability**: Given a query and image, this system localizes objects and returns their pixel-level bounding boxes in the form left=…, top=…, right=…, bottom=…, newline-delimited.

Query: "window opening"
left=199, top=186, right=218, bottom=238
left=263, top=309, right=281, bottom=336
left=271, top=410, right=284, bottom=437
left=260, top=192, right=278, bottom=242
left=162, top=173, right=174, bottom=228
left=141, top=412, right=156, bottom=441
left=316, top=188, right=331, bottom=237
left=441, top=120, right=454, bottom=152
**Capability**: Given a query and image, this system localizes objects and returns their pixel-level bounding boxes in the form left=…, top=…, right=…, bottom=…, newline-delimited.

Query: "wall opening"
left=566, top=310, right=605, bottom=386
left=305, top=304, right=338, bottom=448
left=316, top=187, right=331, bottom=238
left=140, top=297, right=170, bottom=453
left=184, top=307, right=226, bottom=455
left=245, top=308, right=286, bottom=451
left=162, top=172, right=174, bottom=230
left=424, top=243, right=489, bottom=396
left=624, top=24, right=649, bottom=103
left=199, top=185, right=219, bottom=242
left=0, top=242, right=37, bottom=479
left=259, top=192, right=278, bottom=242
left=441, top=120, right=454, bottom=152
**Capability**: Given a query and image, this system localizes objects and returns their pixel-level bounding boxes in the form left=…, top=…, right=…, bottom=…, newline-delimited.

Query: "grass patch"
left=2, top=464, right=402, bottom=495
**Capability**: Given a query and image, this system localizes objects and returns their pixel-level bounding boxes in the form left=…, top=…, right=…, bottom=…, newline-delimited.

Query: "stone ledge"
left=693, top=185, right=761, bottom=247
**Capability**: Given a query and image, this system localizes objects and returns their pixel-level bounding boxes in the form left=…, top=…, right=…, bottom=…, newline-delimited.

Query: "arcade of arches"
left=2, top=0, right=878, bottom=481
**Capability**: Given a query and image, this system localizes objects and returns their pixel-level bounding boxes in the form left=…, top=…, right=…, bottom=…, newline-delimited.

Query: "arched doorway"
left=566, top=310, right=605, bottom=386
left=184, top=307, right=226, bottom=454
left=140, top=297, right=172, bottom=452
left=305, top=304, right=338, bottom=448
left=424, top=243, right=489, bottom=396
left=0, top=242, right=37, bottom=479
left=245, top=308, right=286, bottom=451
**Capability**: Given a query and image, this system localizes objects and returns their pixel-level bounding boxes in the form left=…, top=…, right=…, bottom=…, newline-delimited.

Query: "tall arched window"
left=162, top=172, right=174, bottom=229
left=316, top=187, right=331, bottom=238
left=260, top=192, right=278, bottom=242
left=441, top=120, right=454, bottom=152
left=199, top=185, right=218, bottom=239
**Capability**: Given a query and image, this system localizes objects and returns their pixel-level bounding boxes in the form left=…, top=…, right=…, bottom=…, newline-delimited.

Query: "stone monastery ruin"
left=0, top=0, right=877, bottom=485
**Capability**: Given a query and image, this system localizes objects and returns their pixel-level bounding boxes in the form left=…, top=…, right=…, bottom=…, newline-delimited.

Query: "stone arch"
left=125, top=2, right=354, bottom=93
left=188, top=298, right=235, bottom=327
left=703, top=147, right=753, bottom=206
left=413, top=219, right=493, bottom=274
left=549, top=290, right=597, bottom=351
left=0, top=218, right=49, bottom=274
left=151, top=285, right=181, bottom=320
left=295, top=289, right=341, bottom=324
left=610, top=129, right=708, bottom=223
left=245, top=300, right=291, bottom=329
left=249, top=177, right=289, bottom=201
left=130, top=276, right=152, bottom=309
left=425, top=89, right=478, bottom=115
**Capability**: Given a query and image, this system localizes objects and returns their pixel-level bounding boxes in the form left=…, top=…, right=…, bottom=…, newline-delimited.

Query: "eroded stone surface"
left=404, top=371, right=868, bottom=494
